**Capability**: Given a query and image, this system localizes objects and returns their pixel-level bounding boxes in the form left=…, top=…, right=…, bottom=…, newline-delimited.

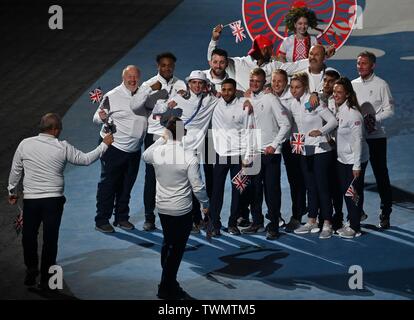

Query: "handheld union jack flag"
left=227, top=20, right=247, bottom=43
left=345, top=178, right=360, bottom=206
left=232, top=169, right=250, bottom=193
left=89, top=87, right=103, bottom=104
left=14, top=205, right=23, bottom=236
left=291, top=133, right=305, bottom=155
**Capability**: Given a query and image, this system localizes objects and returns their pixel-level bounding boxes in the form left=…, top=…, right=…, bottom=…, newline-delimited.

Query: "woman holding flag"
left=333, top=77, right=369, bottom=239
left=288, top=72, right=337, bottom=239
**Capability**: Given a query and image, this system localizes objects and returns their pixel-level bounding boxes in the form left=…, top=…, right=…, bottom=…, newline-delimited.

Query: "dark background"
left=0, top=0, right=182, bottom=299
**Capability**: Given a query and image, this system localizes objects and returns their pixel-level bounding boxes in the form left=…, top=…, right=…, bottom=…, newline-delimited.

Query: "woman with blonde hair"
left=288, top=72, right=338, bottom=239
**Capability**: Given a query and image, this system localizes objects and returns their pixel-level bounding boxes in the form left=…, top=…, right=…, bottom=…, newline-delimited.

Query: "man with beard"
left=130, top=52, right=186, bottom=232
left=305, top=44, right=328, bottom=93
left=207, top=24, right=310, bottom=91
left=93, top=65, right=147, bottom=233
left=209, top=78, right=254, bottom=236
left=203, top=48, right=230, bottom=93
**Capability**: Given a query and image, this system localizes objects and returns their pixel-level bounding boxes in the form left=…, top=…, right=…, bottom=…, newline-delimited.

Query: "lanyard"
left=184, top=94, right=206, bottom=126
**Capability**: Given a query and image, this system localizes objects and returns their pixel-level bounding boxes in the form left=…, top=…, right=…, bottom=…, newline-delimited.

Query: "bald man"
left=93, top=65, right=148, bottom=233
left=305, top=44, right=329, bottom=93
left=8, top=113, right=113, bottom=289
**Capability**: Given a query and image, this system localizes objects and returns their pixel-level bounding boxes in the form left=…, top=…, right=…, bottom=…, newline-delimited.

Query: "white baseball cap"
left=325, top=67, right=341, bottom=76
left=185, top=70, right=207, bottom=82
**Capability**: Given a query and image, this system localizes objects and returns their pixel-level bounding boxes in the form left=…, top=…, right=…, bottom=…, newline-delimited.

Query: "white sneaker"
left=339, top=226, right=362, bottom=239
left=294, top=222, right=319, bottom=234
left=336, top=222, right=350, bottom=235
left=319, top=224, right=333, bottom=239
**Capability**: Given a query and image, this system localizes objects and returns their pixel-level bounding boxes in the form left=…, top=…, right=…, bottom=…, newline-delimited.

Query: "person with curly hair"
left=278, top=6, right=321, bottom=62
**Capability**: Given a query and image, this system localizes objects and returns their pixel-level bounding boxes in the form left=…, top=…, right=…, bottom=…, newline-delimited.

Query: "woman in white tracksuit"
left=288, top=72, right=338, bottom=239
left=333, top=77, right=369, bottom=238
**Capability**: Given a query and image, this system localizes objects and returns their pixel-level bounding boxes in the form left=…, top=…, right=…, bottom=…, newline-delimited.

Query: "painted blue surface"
left=59, top=0, right=414, bottom=299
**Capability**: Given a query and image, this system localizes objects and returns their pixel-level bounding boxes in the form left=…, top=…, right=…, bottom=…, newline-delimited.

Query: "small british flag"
left=232, top=169, right=250, bottom=193
left=291, top=133, right=305, bottom=155
left=89, top=87, right=103, bottom=104
left=228, top=20, right=246, bottom=43
left=345, top=178, right=360, bottom=206
left=14, top=205, right=23, bottom=236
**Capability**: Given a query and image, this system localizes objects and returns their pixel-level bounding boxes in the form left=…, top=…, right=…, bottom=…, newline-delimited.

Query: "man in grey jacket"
left=8, top=113, right=113, bottom=289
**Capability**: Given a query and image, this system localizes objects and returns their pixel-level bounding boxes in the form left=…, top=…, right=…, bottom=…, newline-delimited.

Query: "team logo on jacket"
left=242, top=0, right=358, bottom=51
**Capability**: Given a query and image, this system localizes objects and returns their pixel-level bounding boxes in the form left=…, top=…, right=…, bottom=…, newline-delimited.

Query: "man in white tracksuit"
left=209, top=78, right=254, bottom=236
left=93, top=65, right=147, bottom=233
left=243, top=68, right=291, bottom=240
left=352, top=51, right=395, bottom=229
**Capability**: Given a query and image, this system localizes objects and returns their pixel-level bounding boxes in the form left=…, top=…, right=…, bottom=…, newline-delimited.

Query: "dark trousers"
left=251, top=154, right=282, bottom=227
left=337, top=161, right=368, bottom=232
left=22, top=196, right=65, bottom=282
left=282, top=140, right=307, bottom=220
left=330, top=149, right=344, bottom=219
left=210, top=154, right=243, bottom=229
left=158, top=211, right=192, bottom=287
left=144, top=133, right=156, bottom=222
left=203, top=130, right=214, bottom=198
left=366, top=138, right=392, bottom=216
left=238, top=188, right=252, bottom=221
left=95, top=145, right=141, bottom=226
left=300, top=152, right=333, bottom=221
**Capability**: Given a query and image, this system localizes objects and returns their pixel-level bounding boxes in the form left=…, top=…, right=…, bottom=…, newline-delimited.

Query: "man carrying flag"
left=207, top=24, right=310, bottom=91
left=93, top=65, right=147, bottom=233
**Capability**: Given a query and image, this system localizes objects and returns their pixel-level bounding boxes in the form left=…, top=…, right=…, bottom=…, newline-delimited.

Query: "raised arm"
left=65, top=134, right=113, bottom=166
left=93, top=95, right=108, bottom=125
